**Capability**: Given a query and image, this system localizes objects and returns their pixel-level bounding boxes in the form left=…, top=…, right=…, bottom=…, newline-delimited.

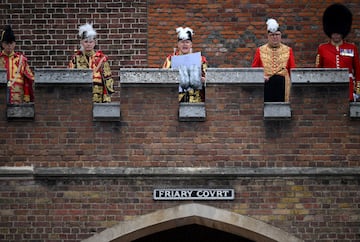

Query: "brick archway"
left=82, top=203, right=303, bottom=242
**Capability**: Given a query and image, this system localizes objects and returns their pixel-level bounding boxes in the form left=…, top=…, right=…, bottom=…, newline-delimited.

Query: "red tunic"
left=252, top=43, right=295, bottom=102
left=316, top=41, right=360, bottom=101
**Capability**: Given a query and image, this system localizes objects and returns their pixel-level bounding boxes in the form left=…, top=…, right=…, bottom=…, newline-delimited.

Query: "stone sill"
left=93, top=102, right=121, bottom=121
left=179, top=102, right=206, bottom=121
left=6, top=102, right=122, bottom=121
left=264, top=102, right=291, bottom=120
left=349, top=102, right=360, bottom=118
left=7, top=103, right=35, bottom=120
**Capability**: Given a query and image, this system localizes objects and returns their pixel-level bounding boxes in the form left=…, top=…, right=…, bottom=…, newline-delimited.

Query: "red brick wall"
left=1, top=76, right=358, bottom=241
left=0, top=1, right=360, bottom=242
left=149, top=1, right=360, bottom=68
left=0, top=83, right=358, bottom=167
left=0, top=0, right=148, bottom=82
left=1, top=1, right=359, bottom=69
left=0, top=176, right=359, bottom=241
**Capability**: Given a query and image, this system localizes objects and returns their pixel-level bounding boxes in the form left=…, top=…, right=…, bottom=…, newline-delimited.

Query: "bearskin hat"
left=1, top=25, right=16, bottom=43
left=323, top=3, right=352, bottom=38
left=176, top=27, right=193, bottom=42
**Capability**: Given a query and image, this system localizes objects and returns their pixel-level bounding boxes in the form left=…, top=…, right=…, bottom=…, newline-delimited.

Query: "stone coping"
left=0, top=68, right=92, bottom=85
left=120, top=68, right=179, bottom=85
left=120, top=68, right=350, bottom=86
left=206, top=67, right=264, bottom=84
left=291, top=68, right=349, bottom=84
left=0, top=166, right=359, bottom=178
left=35, top=68, right=93, bottom=84
left=0, top=68, right=350, bottom=86
left=120, top=68, right=265, bottom=85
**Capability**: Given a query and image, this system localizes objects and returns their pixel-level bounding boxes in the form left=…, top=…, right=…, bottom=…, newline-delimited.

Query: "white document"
left=171, top=52, right=201, bottom=69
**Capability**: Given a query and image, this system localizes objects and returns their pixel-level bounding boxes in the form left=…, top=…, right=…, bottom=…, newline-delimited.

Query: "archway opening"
left=132, top=223, right=254, bottom=242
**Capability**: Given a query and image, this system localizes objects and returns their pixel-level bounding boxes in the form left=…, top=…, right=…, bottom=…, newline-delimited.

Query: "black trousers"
left=264, top=75, right=285, bottom=102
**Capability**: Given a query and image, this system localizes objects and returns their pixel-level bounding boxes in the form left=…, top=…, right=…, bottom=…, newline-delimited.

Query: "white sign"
left=153, top=188, right=235, bottom=201
left=171, top=52, right=201, bottom=69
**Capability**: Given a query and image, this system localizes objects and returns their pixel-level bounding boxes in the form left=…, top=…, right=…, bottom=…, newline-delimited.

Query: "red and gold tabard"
left=316, top=41, right=360, bottom=101
left=0, top=51, right=34, bottom=104
left=68, top=50, right=114, bottom=103
left=162, top=51, right=208, bottom=103
left=252, top=43, right=296, bottom=102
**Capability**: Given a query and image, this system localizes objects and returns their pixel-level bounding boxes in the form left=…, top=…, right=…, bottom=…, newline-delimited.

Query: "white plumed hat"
left=78, top=23, right=97, bottom=40
left=176, top=27, right=194, bottom=41
left=266, top=18, right=280, bottom=33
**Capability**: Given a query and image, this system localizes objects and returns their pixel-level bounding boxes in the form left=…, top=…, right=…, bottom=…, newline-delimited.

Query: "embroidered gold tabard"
left=259, top=43, right=291, bottom=102
left=71, top=50, right=103, bottom=85
left=69, top=50, right=114, bottom=103
left=0, top=51, right=35, bottom=103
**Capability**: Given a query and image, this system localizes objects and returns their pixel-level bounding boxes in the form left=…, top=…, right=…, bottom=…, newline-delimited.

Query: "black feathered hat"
left=1, top=25, right=16, bottom=43
left=323, top=3, right=352, bottom=38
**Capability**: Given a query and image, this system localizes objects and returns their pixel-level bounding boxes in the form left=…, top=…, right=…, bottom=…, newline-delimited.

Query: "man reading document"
left=162, top=27, right=208, bottom=103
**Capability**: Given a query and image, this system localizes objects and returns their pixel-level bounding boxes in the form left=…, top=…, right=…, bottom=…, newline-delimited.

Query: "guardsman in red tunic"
left=68, top=23, right=115, bottom=103
left=251, top=18, right=296, bottom=102
left=316, top=3, right=360, bottom=102
left=0, top=25, right=34, bottom=104
left=162, top=27, right=208, bottom=103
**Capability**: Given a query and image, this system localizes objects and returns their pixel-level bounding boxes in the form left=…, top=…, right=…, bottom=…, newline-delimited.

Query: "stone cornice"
left=0, top=166, right=359, bottom=178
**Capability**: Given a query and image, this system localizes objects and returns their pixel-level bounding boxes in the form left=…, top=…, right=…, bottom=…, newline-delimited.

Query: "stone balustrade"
left=1, top=68, right=358, bottom=120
